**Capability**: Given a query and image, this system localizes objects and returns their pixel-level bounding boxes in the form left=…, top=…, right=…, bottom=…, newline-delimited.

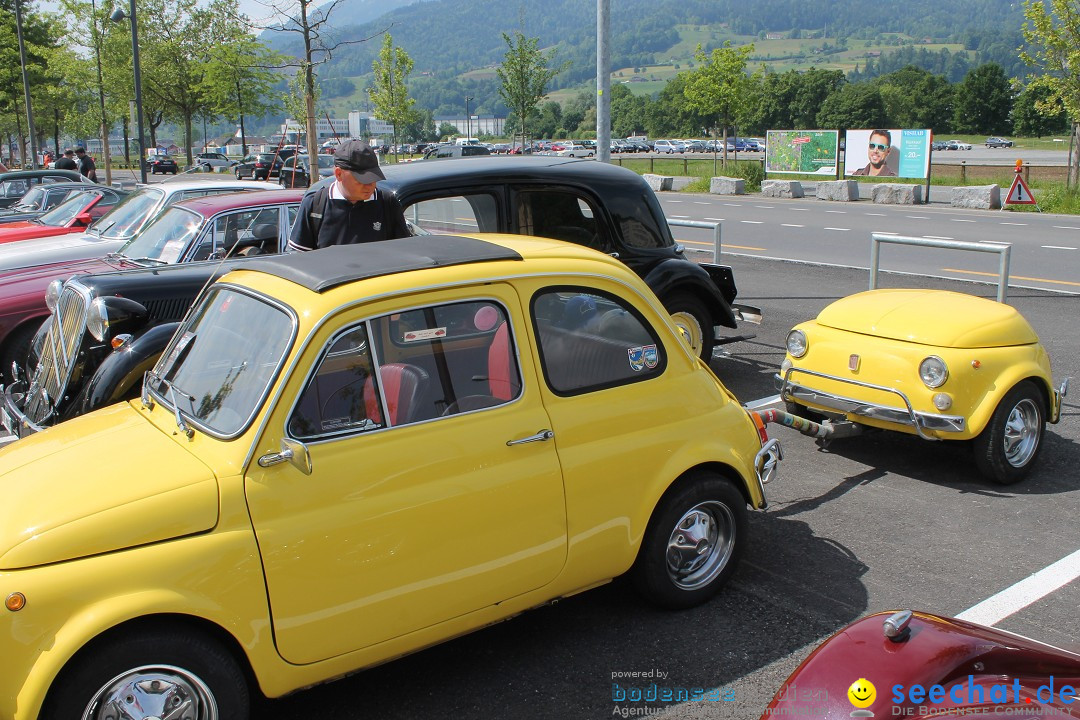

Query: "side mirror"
left=257, top=437, right=312, bottom=475
left=75, top=212, right=94, bottom=226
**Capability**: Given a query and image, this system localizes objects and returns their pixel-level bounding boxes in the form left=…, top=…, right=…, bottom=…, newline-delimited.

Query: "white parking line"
left=740, top=220, right=764, bottom=224
left=693, top=201, right=712, bottom=205
left=704, top=217, right=725, bottom=221
left=1043, top=245, right=1078, bottom=250
left=824, top=227, right=850, bottom=232
left=1052, top=226, right=1080, bottom=230
left=906, top=216, right=929, bottom=220
left=724, top=203, right=742, bottom=207
left=791, top=208, right=808, bottom=212
left=980, top=240, right=1011, bottom=246
left=950, top=219, right=976, bottom=223
left=755, top=205, right=775, bottom=209
left=1000, top=222, right=1028, bottom=226
left=667, top=200, right=684, bottom=203
left=957, top=547, right=1080, bottom=626
left=825, top=210, right=847, bottom=214
left=781, top=224, right=805, bottom=228
left=865, top=213, right=886, bottom=216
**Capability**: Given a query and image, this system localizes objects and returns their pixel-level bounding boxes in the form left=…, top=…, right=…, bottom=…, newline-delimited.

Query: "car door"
left=244, top=284, right=567, bottom=664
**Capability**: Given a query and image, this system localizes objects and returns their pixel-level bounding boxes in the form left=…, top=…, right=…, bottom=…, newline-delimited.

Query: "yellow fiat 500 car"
left=0, top=234, right=780, bottom=720
left=779, top=288, right=1067, bottom=485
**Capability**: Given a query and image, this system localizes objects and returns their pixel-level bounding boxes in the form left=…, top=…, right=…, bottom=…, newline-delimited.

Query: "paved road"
left=256, top=256, right=1079, bottom=720
left=660, top=193, right=1080, bottom=295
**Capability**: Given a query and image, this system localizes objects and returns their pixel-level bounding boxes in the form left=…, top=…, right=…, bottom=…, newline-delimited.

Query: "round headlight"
left=786, top=329, right=808, bottom=358
left=86, top=297, right=109, bottom=342
left=919, top=355, right=949, bottom=388
left=45, top=279, right=63, bottom=313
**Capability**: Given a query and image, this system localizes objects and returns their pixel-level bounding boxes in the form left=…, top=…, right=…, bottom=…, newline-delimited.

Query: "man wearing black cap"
left=288, top=139, right=409, bottom=251
left=55, top=148, right=78, bottom=171
left=73, top=146, right=98, bottom=182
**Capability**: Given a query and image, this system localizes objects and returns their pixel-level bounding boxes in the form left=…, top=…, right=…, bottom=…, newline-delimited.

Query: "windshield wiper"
left=131, top=256, right=168, bottom=266
left=145, top=369, right=196, bottom=438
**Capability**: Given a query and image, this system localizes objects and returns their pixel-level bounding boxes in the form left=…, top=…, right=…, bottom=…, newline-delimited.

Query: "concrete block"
left=951, top=184, right=1001, bottom=210
left=871, top=184, right=923, bottom=205
left=709, top=176, right=746, bottom=195
left=816, top=180, right=859, bottom=201
left=760, top=179, right=804, bottom=198
left=642, top=173, right=673, bottom=192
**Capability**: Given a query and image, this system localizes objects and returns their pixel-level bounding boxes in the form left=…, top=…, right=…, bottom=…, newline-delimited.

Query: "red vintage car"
left=761, top=610, right=1080, bottom=719
left=0, top=186, right=126, bottom=245
left=0, top=189, right=303, bottom=379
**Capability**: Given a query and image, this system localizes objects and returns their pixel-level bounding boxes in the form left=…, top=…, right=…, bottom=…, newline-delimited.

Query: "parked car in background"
left=779, top=288, right=1066, bottom=484
left=0, top=189, right=304, bottom=423
left=422, top=144, right=492, bottom=159
left=743, top=138, right=764, bottom=152
left=0, top=181, right=88, bottom=223
left=147, top=155, right=179, bottom=175
left=195, top=151, right=234, bottom=170
left=762, top=610, right=1080, bottom=720
left=235, top=152, right=284, bottom=180
left=653, top=139, right=681, bottom=154
left=0, top=169, right=92, bottom=209
left=556, top=142, right=595, bottom=158
left=985, top=136, right=1013, bottom=148
left=946, top=139, right=973, bottom=150
left=0, top=186, right=126, bottom=247
left=931, top=140, right=948, bottom=151
left=0, top=179, right=280, bottom=380
left=0, top=234, right=781, bottom=720
left=278, top=153, right=336, bottom=188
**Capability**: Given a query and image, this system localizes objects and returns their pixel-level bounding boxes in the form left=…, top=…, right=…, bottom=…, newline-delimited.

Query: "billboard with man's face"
left=844, top=129, right=931, bottom=179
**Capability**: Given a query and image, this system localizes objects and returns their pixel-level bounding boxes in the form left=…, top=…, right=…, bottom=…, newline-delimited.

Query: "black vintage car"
left=0, top=169, right=93, bottom=208
left=0, top=181, right=95, bottom=223
left=5, top=156, right=757, bottom=438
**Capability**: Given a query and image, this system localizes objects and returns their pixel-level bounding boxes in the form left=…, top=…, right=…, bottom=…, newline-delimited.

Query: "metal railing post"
left=870, top=233, right=1011, bottom=302
left=668, top=218, right=722, bottom=262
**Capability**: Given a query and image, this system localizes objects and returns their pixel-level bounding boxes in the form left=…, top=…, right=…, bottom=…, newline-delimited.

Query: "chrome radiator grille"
left=24, top=284, right=91, bottom=423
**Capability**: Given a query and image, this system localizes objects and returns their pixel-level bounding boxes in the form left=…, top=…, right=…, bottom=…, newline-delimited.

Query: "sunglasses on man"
left=868, top=142, right=889, bottom=151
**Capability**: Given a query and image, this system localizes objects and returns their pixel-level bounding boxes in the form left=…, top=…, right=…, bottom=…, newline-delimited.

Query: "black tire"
left=0, top=321, right=43, bottom=384
left=235, top=167, right=243, bottom=179
left=973, top=380, right=1046, bottom=485
left=42, top=627, right=249, bottom=720
left=663, top=292, right=714, bottom=362
left=632, top=474, right=747, bottom=609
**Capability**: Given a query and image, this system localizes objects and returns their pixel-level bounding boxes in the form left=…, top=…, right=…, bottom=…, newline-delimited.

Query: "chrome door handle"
left=506, top=429, right=554, bottom=446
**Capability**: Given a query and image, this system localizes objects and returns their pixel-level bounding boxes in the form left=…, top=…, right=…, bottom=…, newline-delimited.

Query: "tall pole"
left=14, top=0, right=39, bottom=169
left=114, top=0, right=149, bottom=184
left=596, top=0, right=610, bottom=163
left=465, top=96, right=472, bottom=142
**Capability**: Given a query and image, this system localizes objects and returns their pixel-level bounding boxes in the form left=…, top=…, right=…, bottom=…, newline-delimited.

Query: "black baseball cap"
left=63, top=148, right=74, bottom=155
left=333, top=140, right=385, bottom=183
left=74, top=146, right=86, bottom=152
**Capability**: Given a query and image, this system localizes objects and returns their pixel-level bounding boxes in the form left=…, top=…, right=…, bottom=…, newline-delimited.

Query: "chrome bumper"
left=0, top=380, right=48, bottom=440
left=778, top=367, right=965, bottom=441
left=751, top=438, right=782, bottom=509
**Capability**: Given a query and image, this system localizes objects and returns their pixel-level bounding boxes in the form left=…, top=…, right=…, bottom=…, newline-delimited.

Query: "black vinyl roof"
left=237, top=235, right=523, bottom=293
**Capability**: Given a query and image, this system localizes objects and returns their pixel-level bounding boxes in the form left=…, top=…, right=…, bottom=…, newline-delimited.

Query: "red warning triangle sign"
left=1005, top=174, right=1037, bottom=204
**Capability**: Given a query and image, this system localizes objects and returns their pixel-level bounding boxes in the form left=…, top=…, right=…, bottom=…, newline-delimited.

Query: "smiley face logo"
left=848, top=678, right=876, bottom=708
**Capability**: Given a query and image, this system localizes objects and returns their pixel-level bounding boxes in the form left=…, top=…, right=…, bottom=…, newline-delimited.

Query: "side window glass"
left=517, top=190, right=604, bottom=251
left=193, top=206, right=281, bottom=260
left=532, top=288, right=664, bottom=395
left=2, top=180, right=28, bottom=197
left=289, top=325, right=380, bottom=439
left=289, top=300, right=521, bottom=440
left=403, top=193, right=498, bottom=234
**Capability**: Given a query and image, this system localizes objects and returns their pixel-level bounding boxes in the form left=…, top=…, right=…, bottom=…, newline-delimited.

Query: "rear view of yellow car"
left=779, top=288, right=1067, bottom=484
left=0, top=234, right=780, bottom=720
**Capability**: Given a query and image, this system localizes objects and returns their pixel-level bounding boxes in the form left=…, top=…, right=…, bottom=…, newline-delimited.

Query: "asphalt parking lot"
left=252, top=254, right=1077, bottom=719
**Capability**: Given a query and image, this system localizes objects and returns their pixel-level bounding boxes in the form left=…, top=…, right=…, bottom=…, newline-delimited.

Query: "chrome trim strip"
left=778, top=368, right=965, bottom=440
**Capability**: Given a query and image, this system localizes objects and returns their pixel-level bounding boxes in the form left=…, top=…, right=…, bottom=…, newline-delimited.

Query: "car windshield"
left=10, top=185, right=59, bottom=211
left=89, top=187, right=164, bottom=239
left=37, top=189, right=98, bottom=227
left=149, top=286, right=293, bottom=436
left=317, top=155, right=334, bottom=169
left=117, top=206, right=204, bottom=264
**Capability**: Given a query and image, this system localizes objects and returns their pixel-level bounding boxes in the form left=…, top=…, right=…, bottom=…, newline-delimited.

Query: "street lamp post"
left=465, top=96, right=472, bottom=143
left=111, top=1, right=147, bottom=184
left=14, top=0, right=39, bottom=169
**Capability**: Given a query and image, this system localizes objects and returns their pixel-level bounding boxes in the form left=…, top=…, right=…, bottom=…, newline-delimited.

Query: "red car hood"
left=0, top=222, right=76, bottom=244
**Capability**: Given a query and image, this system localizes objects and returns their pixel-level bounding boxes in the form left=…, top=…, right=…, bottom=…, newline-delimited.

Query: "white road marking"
left=1042, top=245, right=1078, bottom=250
left=876, top=231, right=899, bottom=235
left=668, top=214, right=690, bottom=218
left=1000, top=222, right=1027, bottom=226
left=791, top=208, right=808, bottom=212
left=957, top=547, right=1080, bottom=626
left=825, top=210, right=847, bottom=214
left=923, top=236, right=954, bottom=240
left=1052, top=226, right=1080, bottom=230
left=744, top=394, right=782, bottom=410
left=740, top=220, right=764, bottom=224
left=667, top=200, right=684, bottom=203
left=704, top=217, right=725, bottom=221
left=979, top=240, right=1012, bottom=246
left=724, top=203, right=742, bottom=207
left=824, top=227, right=850, bottom=232
left=906, top=216, right=929, bottom=219
left=781, top=224, right=805, bottom=228
left=693, top=201, right=712, bottom=205
left=950, top=219, right=976, bottom=223
left=865, top=213, right=886, bottom=216
left=755, top=205, right=775, bottom=209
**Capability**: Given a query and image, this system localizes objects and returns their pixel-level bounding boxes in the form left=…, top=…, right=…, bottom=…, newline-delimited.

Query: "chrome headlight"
left=45, top=279, right=63, bottom=313
left=919, top=355, right=949, bottom=388
left=86, top=296, right=149, bottom=343
left=786, top=329, right=808, bottom=358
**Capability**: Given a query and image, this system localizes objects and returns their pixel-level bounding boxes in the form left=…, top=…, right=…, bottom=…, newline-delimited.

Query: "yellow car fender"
left=964, top=360, right=1057, bottom=437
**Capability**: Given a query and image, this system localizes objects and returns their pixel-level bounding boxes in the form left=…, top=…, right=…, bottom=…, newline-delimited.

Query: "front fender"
left=966, top=356, right=1057, bottom=436
left=642, top=258, right=737, bottom=328
left=66, top=322, right=181, bottom=420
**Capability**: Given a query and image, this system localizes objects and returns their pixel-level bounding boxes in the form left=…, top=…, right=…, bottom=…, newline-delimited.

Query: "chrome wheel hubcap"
left=670, top=311, right=704, bottom=355
left=1003, top=398, right=1040, bottom=468
left=82, top=665, right=217, bottom=720
left=665, top=500, right=735, bottom=590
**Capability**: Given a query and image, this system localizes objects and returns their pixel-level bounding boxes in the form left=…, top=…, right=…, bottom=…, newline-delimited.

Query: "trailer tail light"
left=750, top=411, right=769, bottom=446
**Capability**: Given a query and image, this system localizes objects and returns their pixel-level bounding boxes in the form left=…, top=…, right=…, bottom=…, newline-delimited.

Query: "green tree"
left=437, top=122, right=460, bottom=140
left=496, top=30, right=563, bottom=150
left=816, top=83, right=887, bottom=129
left=682, top=42, right=758, bottom=164
left=1021, top=0, right=1080, bottom=185
left=369, top=33, right=417, bottom=158
left=201, top=35, right=283, bottom=156
left=1013, top=75, right=1069, bottom=137
left=609, top=83, right=650, bottom=138
left=876, top=65, right=954, bottom=132
left=952, top=63, right=1013, bottom=134
left=0, top=0, right=64, bottom=164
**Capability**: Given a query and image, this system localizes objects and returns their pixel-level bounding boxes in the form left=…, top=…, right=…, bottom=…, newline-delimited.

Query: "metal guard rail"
left=870, top=233, right=1012, bottom=303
